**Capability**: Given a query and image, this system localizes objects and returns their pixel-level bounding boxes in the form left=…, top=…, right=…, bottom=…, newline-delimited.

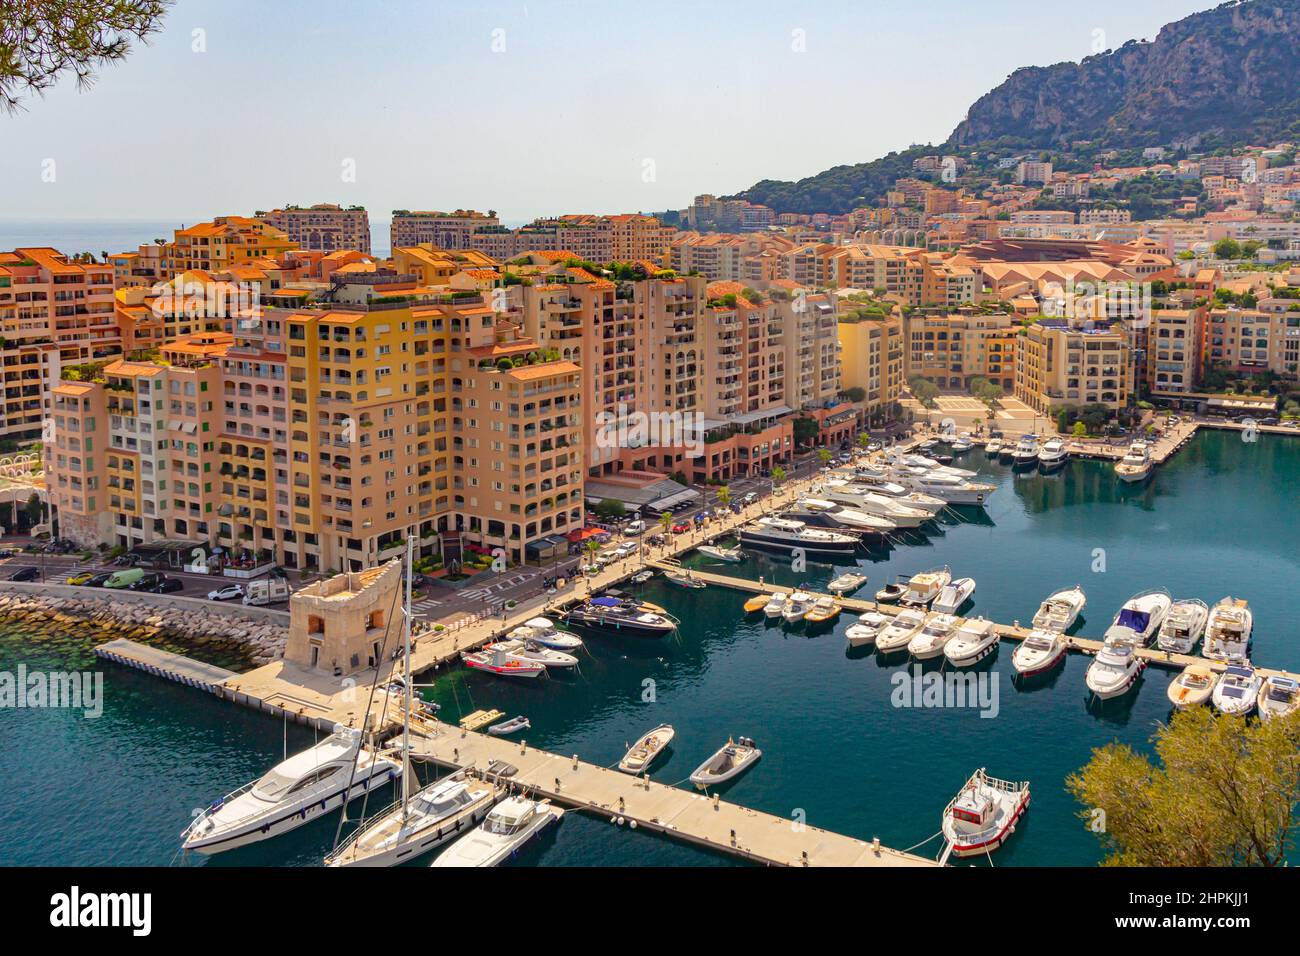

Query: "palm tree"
left=658, top=511, right=673, bottom=535
left=716, top=485, right=732, bottom=511
left=770, top=464, right=787, bottom=498
left=583, top=539, right=600, bottom=568
left=856, top=432, right=870, bottom=450
left=816, top=448, right=832, bottom=466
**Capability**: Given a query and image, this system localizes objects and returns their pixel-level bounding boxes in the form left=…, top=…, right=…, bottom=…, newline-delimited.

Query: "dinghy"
left=487, top=715, right=531, bottom=736
left=618, top=724, right=675, bottom=774
left=1167, top=664, right=1217, bottom=710
left=690, top=737, right=761, bottom=789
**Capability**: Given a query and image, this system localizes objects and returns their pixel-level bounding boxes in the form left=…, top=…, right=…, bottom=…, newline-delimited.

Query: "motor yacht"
left=891, top=470, right=995, bottom=506
left=907, top=613, right=960, bottom=660
left=1085, top=636, right=1145, bottom=700
left=931, top=576, right=975, bottom=614
left=984, top=439, right=1003, bottom=457
left=737, top=517, right=859, bottom=555
left=943, top=617, right=999, bottom=667
left=1202, top=596, right=1252, bottom=664
left=508, top=617, right=583, bottom=652
left=485, top=638, right=579, bottom=669
left=1011, top=435, right=1040, bottom=469
left=1167, top=663, right=1217, bottom=710
left=817, top=481, right=931, bottom=529
left=563, top=596, right=678, bottom=637
left=1115, top=441, right=1153, bottom=483
left=874, top=608, right=928, bottom=653
left=430, top=796, right=564, bottom=867
left=1104, top=589, right=1172, bottom=647
left=697, top=544, right=743, bottom=563
left=1010, top=629, right=1067, bottom=677
left=1037, top=438, right=1068, bottom=472
left=1257, top=674, right=1300, bottom=722
left=462, top=645, right=548, bottom=679
left=940, top=769, right=1030, bottom=860
left=183, top=725, right=401, bottom=854
left=762, top=591, right=789, bottom=619
left=1156, top=599, right=1209, bottom=655
left=845, top=611, right=890, bottom=646
left=900, top=566, right=951, bottom=607
left=1030, top=586, right=1087, bottom=634
left=1211, top=664, right=1262, bottom=717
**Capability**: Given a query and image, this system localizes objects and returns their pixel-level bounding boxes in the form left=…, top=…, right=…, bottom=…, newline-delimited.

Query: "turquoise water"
left=2, top=429, right=1296, bottom=867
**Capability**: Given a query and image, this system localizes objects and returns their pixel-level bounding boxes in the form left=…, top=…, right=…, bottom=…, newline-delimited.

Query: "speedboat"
left=1085, top=636, right=1144, bottom=700
left=940, top=769, right=1030, bottom=859
left=932, top=577, right=975, bottom=614
left=630, top=570, right=654, bottom=585
left=738, top=516, right=858, bottom=556
left=900, top=566, right=951, bottom=606
left=1011, top=629, right=1067, bottom=678
left=1202, top=597, right=1252, bottom=664
left=827, top=571, right=867, bottom=594
left=697, top=544, right=743, bottom=563
left=1167, top=663, right=1218, bottom=710
left=1257, top=674, right=1300, bottom=722
left=782, top=591, right=815, bottom=623
left=486, top=638, right=579, bottom=669
left=950, top=434, right=973, bottom=454
left=690, top=737, right=761, bottom=789
left=984, top=439, right=1003, bottom=457
left=618, top=724, right=675, bottom=774
left=875, top=578, right=908, bottom=603
left=1031, top=586, right=1086, bottom=634
left=1011, top=435, right=1040, bottom=469
left=462, top=645, right=548, bottom=678
left=907, top=613, right=959, bottom=660
left=664, top=569, right=706, bottom=588
left=1156, top=599, right=1210, bottom=654
left=875, top=608, right=928, bottom=653
left=564, top=596, right=678, bottom=637
left=325, top=771, right=499, bottom=868
left=742, top=593, right=769, bottom=614
left=1115, top=441, right=1153, bottom=483
left=1211, top=664, right=1262, bottom=717
left=943, top=617, right=999, bottom=667
left=182, top=725, right=401, bottom=854
left=430, top=796, right=564, bottom=867
left=1037, top=438, right=1068, bottom=472
left=762, top=592, right=789, bottom=619
left=1104, top=589, right=1172, bottom=647
left=509, top=617, right=583, bottom=652
left=804, top=595, right=841, bottom=625
left=845, top=611, right=890, bottom=646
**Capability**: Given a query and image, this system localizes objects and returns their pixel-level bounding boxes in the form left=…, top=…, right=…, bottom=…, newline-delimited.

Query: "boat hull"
left=944, top=794, right=1029, bottom=858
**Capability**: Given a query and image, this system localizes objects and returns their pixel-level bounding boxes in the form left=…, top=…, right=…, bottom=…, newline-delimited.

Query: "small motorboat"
left=944, top=617, right=999, bottom=667
left=742, top=594, right=769, bottom=614
left=630, top=570, right=654, bottom=585
left=1085, top=637, right=1144, bottom=700
left=1011, top=629, right=1067, bottom=678
left=875, top=580, right=908, bottom=603
left=664, top=570, right=707, bottom=589
left=487, top=715, right=531, bottom=736
left=931, top=577, right=975, bottom=614
left=907, top=613, right=959, bottom=660
left=690, top=737, right=761, bottom=789
left=1167, top=663, right=1217, bottom=711
left=762, top=592, right=789, bottom=619
left=462, top=646, right=547, bottom=679
left=1156, top=599, right=1210, bottom=654
left=1031, top=586, right=1086, bottom=633
left=430, top=796, right=564, bottom=867
left=950, top=435, right=973, bottom=454
left=846, top=611, right=890, bottom=646
left=1257, top=674, right=1300, bottom=722
left=827, top=571, right=867, bottom=594
left=487, top=639, right=578, bottom=669
left=984, top=439, right=1003, bottom=457
left=803, top=595, right=841, bottom=625
left=1202, top=596, right=1253, bottom=664
left=782, top=591, right=815, bottom=623
left=618, top=723, right=675, bottom=774
left=875, top=608, right=928, bottom=654
left=1212, top=664, right=1262, bottom=717
left=900, top=566, right=952, bottom=607
left=697, top=544, right=743, bottom=563
left=940, top=769, right=1030, bottom=860
left=509, top=617, right=584, bottom=652
left=1115, top=440, right=1153, bottom=483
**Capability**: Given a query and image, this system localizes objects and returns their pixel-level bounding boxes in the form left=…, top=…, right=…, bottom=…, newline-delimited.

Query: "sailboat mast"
left=401, top=535, right=414, bottom=817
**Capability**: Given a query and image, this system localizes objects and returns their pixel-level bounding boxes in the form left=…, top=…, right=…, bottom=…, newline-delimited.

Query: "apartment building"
left=0, top=248, right=118, bottom=443
left=1014, top=321, right=1132, bottom=414
left=903, top=309, right=1017, bottom=390
left=389, top=210, right=500, bottom=251
left=1146, top=308, right=1203, bottom=397
left=837, top=313, right=905, bottom=419
left=255, top=204, right=372, bottom=255
left=1204, top=307, right=1300, bottom=380
left=607, top=214, right=675, bottom=262
left=171, top=217, right=297, bottom=275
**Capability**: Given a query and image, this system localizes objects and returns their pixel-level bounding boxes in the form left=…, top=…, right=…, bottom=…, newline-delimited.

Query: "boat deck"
left=406, top=720, right=935, bottom=867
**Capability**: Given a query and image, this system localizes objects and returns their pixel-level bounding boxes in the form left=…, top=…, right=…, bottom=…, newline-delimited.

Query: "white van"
left=243, top=577, right=290, bottom=606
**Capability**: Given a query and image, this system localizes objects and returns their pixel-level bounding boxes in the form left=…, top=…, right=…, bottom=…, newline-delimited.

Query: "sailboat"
left=326, top=537, right=500, bottom=867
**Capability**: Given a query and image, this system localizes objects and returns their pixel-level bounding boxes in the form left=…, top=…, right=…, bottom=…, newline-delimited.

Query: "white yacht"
left=183, top=725, right=401, bottom=854
left=1031, top=585, right=1087, bottom=633
left=900, top=566, right=951, bottom=607
left=907, top=613, right=960, bottom=660
left=950, top=434, right=973, bottom=454
left=890, top=452, right=977, bottom=479
left=1011, top=435, right=1040, bottom=469
left=851, top=476, right=947, bottom=514
left=762, top=591, right=789, bottom=619
left=845, top=610, right=890, bottom=647
left=508, top=617, right=583, bottom=652
left=1167, top=663, right=1218, bottom=710
left=1037, top=438, right=1068, bottom=471
left=818, top=481, right=931, bottom=529
left=1211, top=664, right=1262, bottom=717
left=1202, top=597, right=1253, bottom=664
left=738, top=516, right=858, bottom=555
left=1085, top=637, right=1145, bottom=699
left=782, top=590, right=815, bottom=623
left=984, top=438, right=1003, bottom=457
left=940, top=769, right=1030, bottom=860
left=1104, top=589, right=1172, bottom=647
left=789, top=497, right=895, bottom=534
left=943, top=617, right=999, bottom=667
left=1115, top=441, right=1153, bottom=483
left=1010, top=629, right=1067, bottom=677
left=874, top=608, right=928, bottom=653
left=891, top=470, right=995, bottom=506
left=1257, top=675, right=1300, bottom=722
left=430, top=796, right=564, bottom=867
left=486, top=638, right=579, bottom=669
left=1156, top=599, right=1210, bottom=655
left=932, top=576, right=975, bottom=614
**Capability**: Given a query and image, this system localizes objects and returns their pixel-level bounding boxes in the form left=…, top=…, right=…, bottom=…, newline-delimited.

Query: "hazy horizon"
left=1, top=0, right=1212, bottom=224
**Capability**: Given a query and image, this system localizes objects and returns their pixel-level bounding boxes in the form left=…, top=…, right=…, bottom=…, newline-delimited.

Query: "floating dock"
left=93, top=638, right=236, bottom=691
left=406, top=719, right=936, bottom=867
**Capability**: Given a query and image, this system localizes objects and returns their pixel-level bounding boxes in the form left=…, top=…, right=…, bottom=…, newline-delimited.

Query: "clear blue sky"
left=0, top=0, right=1212, bottom=222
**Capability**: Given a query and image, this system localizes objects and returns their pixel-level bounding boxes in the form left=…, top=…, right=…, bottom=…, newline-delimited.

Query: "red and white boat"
left=940, top=768, right=1029, bottom=861
left=1010, top=629, right=1067, bottom=677
left=461, top=646, right=546, bottom=679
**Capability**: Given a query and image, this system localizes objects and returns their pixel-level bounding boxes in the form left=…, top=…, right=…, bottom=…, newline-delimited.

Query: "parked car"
left=127, top=572, right=162, bottom=591
left=207, top=584, right=244, bottom=601
left=269, top=566, right=289, bottom=579
left=150, top=577, right=184, bottom=594
left=623, top=519, right=645, bottom=536
left=741, top=492, right=759, bottom=505
left=66, top=571, right=97, bottom=586
left=671, top=522, right=690, bottom=534
left=9, top=566, right=41, bottom=581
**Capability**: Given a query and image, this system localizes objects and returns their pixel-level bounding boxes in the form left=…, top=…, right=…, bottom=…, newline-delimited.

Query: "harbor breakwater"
left=0, top=584, right=286, bottom=669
